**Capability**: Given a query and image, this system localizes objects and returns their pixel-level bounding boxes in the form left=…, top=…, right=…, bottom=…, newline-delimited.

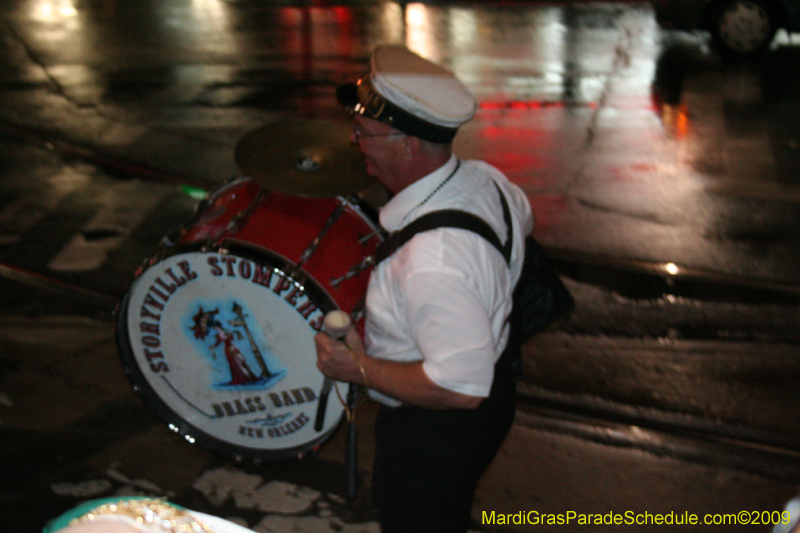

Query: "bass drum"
left=117, top=178, right=382, bottom=461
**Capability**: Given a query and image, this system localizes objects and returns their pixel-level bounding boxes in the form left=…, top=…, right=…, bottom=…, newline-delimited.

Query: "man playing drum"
left=315, top=44, right=533, bottom=533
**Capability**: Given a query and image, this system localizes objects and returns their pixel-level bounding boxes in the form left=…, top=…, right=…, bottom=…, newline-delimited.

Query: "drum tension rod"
left=226, top=189, right=269, bottom=234
left=358, top=229, right=384, bottom=245
left=330, top=256, right=375, bottom=288
left=292, top=201, right=347, bottom=275
left=203, top=189, right=269, bottom=252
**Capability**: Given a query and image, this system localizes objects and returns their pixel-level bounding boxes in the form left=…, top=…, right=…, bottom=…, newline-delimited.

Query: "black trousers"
left=371, top=354, right=516, bottom=533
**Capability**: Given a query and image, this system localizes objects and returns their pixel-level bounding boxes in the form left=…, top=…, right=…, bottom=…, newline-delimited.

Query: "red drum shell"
left=177, top=179, right=378, bottom=315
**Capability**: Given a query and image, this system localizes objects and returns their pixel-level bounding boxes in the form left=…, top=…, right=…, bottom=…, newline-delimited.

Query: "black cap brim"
left=335, top=79, right=458, bottom=144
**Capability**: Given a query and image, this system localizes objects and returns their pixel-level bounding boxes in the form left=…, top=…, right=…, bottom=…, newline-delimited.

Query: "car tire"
left=710, top=0, right=779, bottom=56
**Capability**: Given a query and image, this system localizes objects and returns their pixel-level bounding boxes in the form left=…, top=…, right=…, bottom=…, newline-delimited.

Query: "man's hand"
left=314, top=328, right=368, bottom=386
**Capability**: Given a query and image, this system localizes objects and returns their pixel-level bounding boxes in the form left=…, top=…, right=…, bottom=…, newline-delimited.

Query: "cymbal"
left=234, top=119, right=374, bottom=198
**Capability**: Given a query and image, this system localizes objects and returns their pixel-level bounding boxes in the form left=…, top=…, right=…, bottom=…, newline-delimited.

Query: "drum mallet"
left=316, top=310, right=360, bottom=501
left=314, top=310, right=352, bottom=432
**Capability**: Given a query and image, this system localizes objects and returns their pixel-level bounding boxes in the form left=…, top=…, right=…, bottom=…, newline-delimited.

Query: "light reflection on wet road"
left=2, top=0, right=799, bottom=293
left=1, top=2, right=800, bottom=532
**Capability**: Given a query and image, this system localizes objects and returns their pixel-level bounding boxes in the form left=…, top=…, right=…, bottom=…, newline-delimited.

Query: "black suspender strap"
left=374, top=182, right=513, bottom=266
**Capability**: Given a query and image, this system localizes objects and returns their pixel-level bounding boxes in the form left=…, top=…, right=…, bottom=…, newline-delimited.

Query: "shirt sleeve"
left=400, top=267, right=498, bottom=398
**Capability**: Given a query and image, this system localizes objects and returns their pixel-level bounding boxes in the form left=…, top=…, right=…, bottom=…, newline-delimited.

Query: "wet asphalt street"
left=1, top=0, right=800, bottom=532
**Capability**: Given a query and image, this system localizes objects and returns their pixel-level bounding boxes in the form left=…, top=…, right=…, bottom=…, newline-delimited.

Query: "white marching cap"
left=337, top=45, right=477, bottom=143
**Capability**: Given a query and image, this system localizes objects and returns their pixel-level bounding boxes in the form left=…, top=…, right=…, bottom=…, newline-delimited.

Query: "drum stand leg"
left=345, top=384, right=361, bottom=502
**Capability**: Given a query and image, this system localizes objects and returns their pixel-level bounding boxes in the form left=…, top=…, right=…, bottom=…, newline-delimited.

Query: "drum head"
left=116, top=247, right=346, bottom=461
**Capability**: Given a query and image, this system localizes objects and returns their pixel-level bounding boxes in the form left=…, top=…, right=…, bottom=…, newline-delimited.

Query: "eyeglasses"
left=352, top=127, right=403, bottom=142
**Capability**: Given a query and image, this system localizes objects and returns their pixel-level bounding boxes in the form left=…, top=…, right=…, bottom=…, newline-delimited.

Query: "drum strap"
left=371, top=183, right=575, bottom=379
left=373, top=182, right=513, bottom=266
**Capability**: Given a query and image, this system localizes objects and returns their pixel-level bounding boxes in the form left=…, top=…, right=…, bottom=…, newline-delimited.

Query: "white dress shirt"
left=365, top=155, right=534, bottom=406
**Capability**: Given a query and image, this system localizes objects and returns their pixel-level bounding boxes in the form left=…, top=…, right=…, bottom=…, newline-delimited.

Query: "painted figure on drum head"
left=188, top=301, right=287, bottom=390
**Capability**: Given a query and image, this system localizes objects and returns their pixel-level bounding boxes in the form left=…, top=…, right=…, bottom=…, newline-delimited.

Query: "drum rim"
left=116, top=243, right=346, bottom=463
